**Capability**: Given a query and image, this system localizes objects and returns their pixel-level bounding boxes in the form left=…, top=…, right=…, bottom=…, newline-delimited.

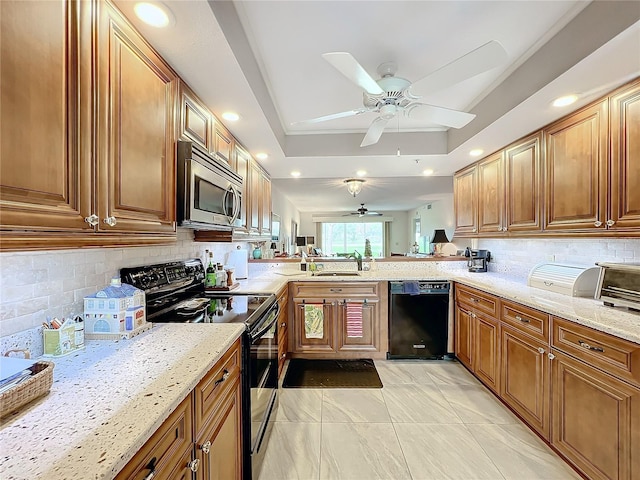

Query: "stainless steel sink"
left=313, top=271, right=361, bottom=277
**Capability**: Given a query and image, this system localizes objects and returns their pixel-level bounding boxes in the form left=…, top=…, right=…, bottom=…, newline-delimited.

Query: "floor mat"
left=282, top=358, right=383, bottom=388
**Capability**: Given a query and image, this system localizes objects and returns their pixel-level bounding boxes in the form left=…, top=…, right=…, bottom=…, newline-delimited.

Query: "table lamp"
left=431, top=229, right=450, bottom=256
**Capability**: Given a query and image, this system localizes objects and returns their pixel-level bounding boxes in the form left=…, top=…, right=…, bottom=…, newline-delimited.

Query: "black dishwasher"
left=387, top=281, right=451, bottom=359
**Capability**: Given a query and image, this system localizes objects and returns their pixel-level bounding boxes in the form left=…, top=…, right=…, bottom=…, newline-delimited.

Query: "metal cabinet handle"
left=84, top=214, right=99, bottom=226
left=578, top=340, right=604, bottom=352
left=103, top=216, right=117, bottom=227
left=471, top=297, right=479, bottom=303
left=515, top=315, right=530, bottom=323
left=201, top=440, right=212, bottom=455
left=548, top=353, right=555, bottom=360
left=188, top=458, right=200, bottom=473
left=606, top=219, right=615, bottom=227
left=594, top=221, right=603, bottom=227
left=214, top=369, right=230, bottom=386
left=330, top=288, right=342, bottom=292
left=538, top=347, right=545, bottom=354
left=142, top=458, right=157, bottom=480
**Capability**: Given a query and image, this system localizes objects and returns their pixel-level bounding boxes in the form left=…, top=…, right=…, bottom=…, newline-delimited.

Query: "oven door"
left=185, top=159, right=240, bottom=227
left=248, top=301, right=279, bottom=479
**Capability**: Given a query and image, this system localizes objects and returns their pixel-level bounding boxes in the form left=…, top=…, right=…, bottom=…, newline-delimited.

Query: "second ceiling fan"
left=344, top=204, right=382, bottom=217
left=294, top=41, right=507, bottom=147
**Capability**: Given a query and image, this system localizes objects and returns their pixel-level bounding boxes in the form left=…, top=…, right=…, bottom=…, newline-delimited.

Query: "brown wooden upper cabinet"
left=478, top=152, right=504, bottom=234
left=544, top=100, right=608, bottom=232
left=609, top=79, right=640, bottom=230
left=504, top=133, right=542, bottom=232
left=179, top=81, right=213, bottom=151
left=453, top=164, right=478, bottom=234
left=213, top=121, right=234, bottom=166
left=233, top=145, right=251, bottom=233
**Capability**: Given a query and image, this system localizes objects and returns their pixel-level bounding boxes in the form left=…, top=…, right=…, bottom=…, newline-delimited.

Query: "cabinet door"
left=477, top=152, right=505, bottom=234
left=0, top=0, right=93, bottom=233
left=505, top=133, right=542, bottom=232
left=248, top=162, right=261, bottom=233
left=454, top=304, right=474, bottom=370
left=96, top=2, right=177, bottom=234
left=500, top=324, right=550, bottom=440
left=213, top=121, right=233, bottom=165
left=196, top=378, right=242, bottom=480
left=473, top=311, right=500, bottom=394
left=179, top=81, right=212, bottom=151
left=453, top=165, right=478, bottom=235
left=292, top=300, right=334, bottom=353
left=336, top=300, right=378, bottom=352
left=544, top=100, right=608, bottom=231
left=277, top=287, right=289, bottom=377
left=552, top=349, right=640, bottom=480
left=234, top=146, right=250, bottom=232
left=610, top=79, right=640, bottom=230
left=260, top=172, right=272, bottom=234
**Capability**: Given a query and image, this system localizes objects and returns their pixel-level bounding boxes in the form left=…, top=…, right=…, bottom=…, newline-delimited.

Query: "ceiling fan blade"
left=322, top=52, right=384, bottom=95
left=406, top=103, right=476, bottom=129
left=291, top=108, right=371, bottom=125
left=360, top=116, right=390, bottom=147
left=409, top=41, right=508, bottom=96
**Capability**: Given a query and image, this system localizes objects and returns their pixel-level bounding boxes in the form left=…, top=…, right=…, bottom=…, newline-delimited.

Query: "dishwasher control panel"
left=389, top=281, right=450, bottom=295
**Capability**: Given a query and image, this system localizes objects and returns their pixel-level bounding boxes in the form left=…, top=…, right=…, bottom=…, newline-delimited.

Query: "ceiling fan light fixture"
left=344, top=178, right=365, bottom=197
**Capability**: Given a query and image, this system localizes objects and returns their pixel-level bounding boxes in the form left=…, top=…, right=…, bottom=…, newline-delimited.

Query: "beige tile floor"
left=257, top=359, right=580, bottom=480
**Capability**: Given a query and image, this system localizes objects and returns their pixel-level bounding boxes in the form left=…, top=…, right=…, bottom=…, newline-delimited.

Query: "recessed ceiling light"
left=134, top=2, right=173, bottom=28
left=290, top=171, right=301, bottom=177
left=469, top=149, right=484, bottom=157
left=255, top=153, right=268, bottom=160
left=222, top=112, right=240, bottom=122
left=552, top=95, right=578, bottom=107
left=423, top=169, right=434, bottom=176
left=356, top=170, right=367, bottom=177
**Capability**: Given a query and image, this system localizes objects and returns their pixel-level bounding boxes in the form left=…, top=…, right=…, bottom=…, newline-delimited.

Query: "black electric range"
left=120, top=259, right=278, bottom=480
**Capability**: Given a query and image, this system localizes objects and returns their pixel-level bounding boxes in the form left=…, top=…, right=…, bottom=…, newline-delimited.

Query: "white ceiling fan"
left=344, top=204, right=382, bottom=217
left=294, top=41, right=508, bottom=147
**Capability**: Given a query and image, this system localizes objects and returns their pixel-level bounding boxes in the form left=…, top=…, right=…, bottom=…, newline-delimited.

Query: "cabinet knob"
left=472, top=228, right=477, bottom=232
left=84, top=214, right=99, bottom=226
left=201, top=440, right=212, bottom=455
left=537, top=347, right=545, bottom=354
left=606, top=219, right=615, bottom=227
left=103, top=216, right=117, bottom=227
left=188, top=458, right=200, bottom=473
left=594, top=220, right=603, bottom=227
left=281, top=322, right=286, bottom=328
left=281, top=352, right=286, bottom=359
left=548, top=353, right=555, bottom=360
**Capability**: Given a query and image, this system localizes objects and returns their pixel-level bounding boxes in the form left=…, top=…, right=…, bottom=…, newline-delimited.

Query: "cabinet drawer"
left=552, top=317, right=640, bottom=388
left=193, top=338, right=241, bottom=437
left=291, top=281, right=379, bottom=299
left=116, top=394, right=193, bottom=480
left=455, top=284, right=498, bottom=316
left=501, top=299, right=550, bottom=342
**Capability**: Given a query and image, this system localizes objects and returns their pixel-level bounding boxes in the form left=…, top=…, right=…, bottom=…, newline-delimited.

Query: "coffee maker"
left=467, top=249, right=491, bottom=273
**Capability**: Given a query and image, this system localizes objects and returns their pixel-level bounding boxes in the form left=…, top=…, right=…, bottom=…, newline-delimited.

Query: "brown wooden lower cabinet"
left=454, top=303, right=474, bottom=370
left=473, top=311, right=500, bottom=394
left=276, top=285, right=289, bottom=377
left=500, top=324, right=550, bottom=440
left=551, top=349, right=640, bottom=480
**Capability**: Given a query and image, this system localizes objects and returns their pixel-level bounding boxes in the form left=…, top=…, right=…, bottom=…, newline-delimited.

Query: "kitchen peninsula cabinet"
left=289, top=281, right=384, bottom=358
left=1, top=0, right=178, bottom=250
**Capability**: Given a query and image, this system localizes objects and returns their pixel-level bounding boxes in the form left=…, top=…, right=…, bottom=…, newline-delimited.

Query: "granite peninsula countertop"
left=0, top=323, right=245, bottom=480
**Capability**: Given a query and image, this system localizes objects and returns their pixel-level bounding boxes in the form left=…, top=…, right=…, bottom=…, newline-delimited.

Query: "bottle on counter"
left=300, top=255, right=307, bottom=271
left=205, top=252, right=216, bottom=289
left=216, top=263, right=225, bottom=287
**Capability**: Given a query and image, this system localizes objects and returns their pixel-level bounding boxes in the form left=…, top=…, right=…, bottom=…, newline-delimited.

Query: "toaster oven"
left=595, top=263, right=640, bottom=310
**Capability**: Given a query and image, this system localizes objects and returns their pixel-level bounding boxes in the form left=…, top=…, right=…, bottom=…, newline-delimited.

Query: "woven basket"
left=0, top=361, right=54, bottom=418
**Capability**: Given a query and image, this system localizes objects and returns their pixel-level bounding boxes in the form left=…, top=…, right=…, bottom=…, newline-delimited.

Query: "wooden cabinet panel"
left=610, top=79, right=640, bottom=230
left=292, top=300, right=334, bottom=353
left=552, top=317, right=640, bottom=388
left=291, top=282, right=379, bottom=298
left=248, top=161, right=261, bottom=232
left=501, top=299, right=549, bottom=343
left=454, top=303, right=474, bottom=370
left=505, top=133, right=542, bottom=232
left=213, top=121, right=233, bottom=165
left=474, top=311, right=500, bottom=393
left=97, top=1, right=177, bottom=234
left=478, top=152, right=505, bottom=234
left=455, top=284, right=498, bottom=317
left=454, top=165, right=478, bottom=234
left=551, top=349, right=640, bottom=480
left=116, top=394, right=193, bottom=480
left=260, top=171, right=272, bottom=235
left=179, top=81, right=212, bottom=150
left=195, top=377, right=242, bottom=480
left=277, top=285, right=289, bottom=377
left=500, top=324, right=550, bottom=440
left=336, top=300, right=378, bottom=352
left=544, top=100, right=608, bottom=231
left=0, top=0, right=93, bottom=232
left=234, top=146, right=250, bottom=232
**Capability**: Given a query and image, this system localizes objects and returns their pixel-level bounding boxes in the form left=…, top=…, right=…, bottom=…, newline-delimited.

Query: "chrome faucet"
left=352, top=250, right=363, bottom=271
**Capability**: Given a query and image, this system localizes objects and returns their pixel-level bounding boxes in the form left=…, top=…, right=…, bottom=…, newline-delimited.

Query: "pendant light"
left=344, top=178, right=365, bottom=197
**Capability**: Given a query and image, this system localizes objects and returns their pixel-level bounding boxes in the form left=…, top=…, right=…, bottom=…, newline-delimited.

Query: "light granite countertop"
left=0, top=323, right=245, bottom=480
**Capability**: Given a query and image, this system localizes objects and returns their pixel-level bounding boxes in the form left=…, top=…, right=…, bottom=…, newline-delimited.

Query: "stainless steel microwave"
left=176, top=140, right=243, bottom=230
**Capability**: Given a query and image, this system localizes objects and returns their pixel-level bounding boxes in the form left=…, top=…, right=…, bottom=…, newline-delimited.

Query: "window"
left=321, top=222, right=384, bottom=257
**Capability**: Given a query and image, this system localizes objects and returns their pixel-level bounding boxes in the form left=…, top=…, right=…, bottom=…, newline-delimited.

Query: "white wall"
left=271, top=184, right=300, bottom=254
